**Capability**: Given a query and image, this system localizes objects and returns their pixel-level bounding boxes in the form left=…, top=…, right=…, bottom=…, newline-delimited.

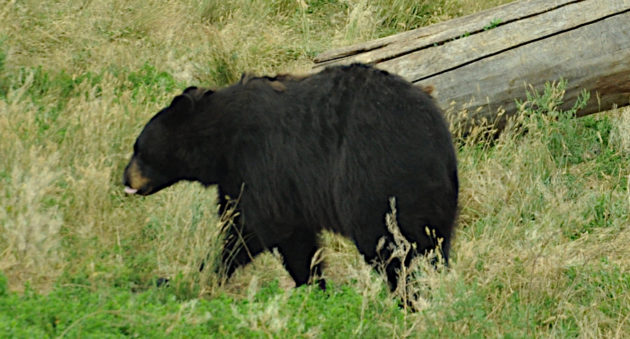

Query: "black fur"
left=123, top=64, right=459, bottom=291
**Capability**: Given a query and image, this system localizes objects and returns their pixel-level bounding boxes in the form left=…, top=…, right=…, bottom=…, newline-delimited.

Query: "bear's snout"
left=123, top=157, right=150, bottom=195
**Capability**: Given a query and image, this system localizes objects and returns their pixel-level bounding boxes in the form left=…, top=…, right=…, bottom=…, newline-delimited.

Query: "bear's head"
left=123, top=87, right=212, bottom=195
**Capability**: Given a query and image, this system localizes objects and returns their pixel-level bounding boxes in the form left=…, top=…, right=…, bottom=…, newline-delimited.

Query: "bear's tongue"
left=124, top=186, right=138, bottom=194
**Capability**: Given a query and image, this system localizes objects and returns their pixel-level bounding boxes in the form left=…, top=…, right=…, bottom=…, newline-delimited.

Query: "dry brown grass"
left=2, top=0, right=629, bottom=337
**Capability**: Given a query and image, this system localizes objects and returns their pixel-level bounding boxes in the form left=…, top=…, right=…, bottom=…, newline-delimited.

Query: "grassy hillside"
left=1, top=0, right=629, bottom=337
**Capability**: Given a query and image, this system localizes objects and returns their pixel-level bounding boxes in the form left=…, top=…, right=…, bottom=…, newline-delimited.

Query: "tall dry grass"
left=2, top=0, right=629, bottom=336
left=0, top=0, right=515, bottom=292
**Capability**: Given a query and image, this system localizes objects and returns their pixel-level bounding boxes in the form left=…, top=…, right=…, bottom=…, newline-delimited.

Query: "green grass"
left=2, top=0, right=629, bottom=337
left=0, top=275, right=403, bottom=338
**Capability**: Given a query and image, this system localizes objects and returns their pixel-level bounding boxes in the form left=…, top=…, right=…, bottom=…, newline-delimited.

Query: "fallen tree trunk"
left=314, top=0, right=630, bottom=133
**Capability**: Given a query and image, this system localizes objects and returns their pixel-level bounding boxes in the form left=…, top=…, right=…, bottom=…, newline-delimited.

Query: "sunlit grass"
left=1, top=0, right=629, bottom=337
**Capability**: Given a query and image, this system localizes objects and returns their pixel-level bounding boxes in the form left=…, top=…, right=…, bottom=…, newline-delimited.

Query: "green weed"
left=483, top=18, right=502, bottom=30
left=2, top=0, right=629, bottom=337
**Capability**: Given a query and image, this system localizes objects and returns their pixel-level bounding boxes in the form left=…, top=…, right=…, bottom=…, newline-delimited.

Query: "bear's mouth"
left=124, top=186, right=139, bottom=194
left=123, top=157, right=155, bottom=196
left=122, top=157, right=178, bottom=196
left=123, top=185, right=156, bottom=196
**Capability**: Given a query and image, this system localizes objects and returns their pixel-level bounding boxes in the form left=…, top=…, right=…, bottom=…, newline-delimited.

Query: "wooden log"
left=314, top=0, right=630, bottom=133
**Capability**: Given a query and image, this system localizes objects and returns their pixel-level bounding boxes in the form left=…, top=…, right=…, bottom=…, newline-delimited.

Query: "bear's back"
left=210, top=64, right=456, bottom=234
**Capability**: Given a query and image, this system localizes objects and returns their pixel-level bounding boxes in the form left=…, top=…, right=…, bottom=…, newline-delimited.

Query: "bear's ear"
left=165, top=87, right=213, bottom=121
left=183, top=86, right=198, bottom=94
left=183, top=86, right=214, bottom=99
left=169, top=94, right=195, bottom=113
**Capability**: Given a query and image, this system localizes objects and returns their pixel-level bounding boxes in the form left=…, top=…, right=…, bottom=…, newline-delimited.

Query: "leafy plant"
left=483, top=18, right=502, bottom=30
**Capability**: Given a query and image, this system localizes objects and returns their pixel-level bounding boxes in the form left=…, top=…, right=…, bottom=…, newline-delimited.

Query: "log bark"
left=314, top=0, right=630, bottom=133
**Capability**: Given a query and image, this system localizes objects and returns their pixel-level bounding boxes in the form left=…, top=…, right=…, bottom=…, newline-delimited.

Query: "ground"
left=0, top=0, right=628, bottom=337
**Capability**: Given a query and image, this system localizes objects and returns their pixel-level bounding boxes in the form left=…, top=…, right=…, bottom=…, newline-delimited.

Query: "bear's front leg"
left=219, top=221, right=265, bottom=279
left=275, top=228, right=326, bottom=290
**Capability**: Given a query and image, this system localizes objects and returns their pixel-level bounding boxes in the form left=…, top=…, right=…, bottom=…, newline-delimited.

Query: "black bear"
left=123, top=63, right=458, bottom=292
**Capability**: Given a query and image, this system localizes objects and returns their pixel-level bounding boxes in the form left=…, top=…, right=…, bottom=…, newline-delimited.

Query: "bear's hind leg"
left=354, top=233, right=402, bottom=292
left=276, top=229, right=326, bottom=290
